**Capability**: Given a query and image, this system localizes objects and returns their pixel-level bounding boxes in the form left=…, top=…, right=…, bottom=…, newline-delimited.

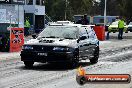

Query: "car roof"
left=48, top=22, right=92, bottom=32
left=47, top=24, right=80, bottom=30
left=48, top=21, right=74, bottom=25
left=56, top=21, right=74, bottom=24
left=48, top=22, right=80, bottom=27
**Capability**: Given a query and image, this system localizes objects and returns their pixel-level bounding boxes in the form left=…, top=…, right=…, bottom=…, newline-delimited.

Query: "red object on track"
left=94, top=26, right=105, bottom=41
left=10, top=28, right=24, bottom=52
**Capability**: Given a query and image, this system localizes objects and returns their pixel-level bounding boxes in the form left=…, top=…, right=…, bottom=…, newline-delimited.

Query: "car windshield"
left=38, top=26, right=79, bottom=39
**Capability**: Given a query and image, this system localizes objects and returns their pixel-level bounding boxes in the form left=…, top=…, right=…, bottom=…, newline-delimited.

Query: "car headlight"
left=53, top=47, right=69, bottom=51
left=22, top=45, right=33, bottom=50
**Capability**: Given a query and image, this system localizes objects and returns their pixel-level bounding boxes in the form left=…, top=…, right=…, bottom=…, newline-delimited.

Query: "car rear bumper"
left=20, top=51, right=74, bottom=63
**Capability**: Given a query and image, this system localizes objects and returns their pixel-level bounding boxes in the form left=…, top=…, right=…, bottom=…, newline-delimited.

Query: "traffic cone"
left=77, top=66, right=86, bottom=76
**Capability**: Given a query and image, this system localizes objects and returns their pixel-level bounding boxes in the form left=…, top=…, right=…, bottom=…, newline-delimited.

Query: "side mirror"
left=32, top=34, right=37, bottom=39
left=77, top=39, right=80, bottom=43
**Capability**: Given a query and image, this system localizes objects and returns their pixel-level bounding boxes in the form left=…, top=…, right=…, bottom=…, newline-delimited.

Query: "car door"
left=79, top=35, right=89, bottom=59
left=85, top=28, right=98, bottom=59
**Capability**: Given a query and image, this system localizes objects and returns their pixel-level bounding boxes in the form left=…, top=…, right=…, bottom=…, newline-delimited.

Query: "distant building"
left=24, top=0, right=45, bottom=33
left=74, top=15, right=119, bottom=25
left=93, top=16, right=119, bottom=25
left=0, top=0, right=25, bottom=51
left=0, top=0, right=47, bottom=34
left=0, top=0, right=24, bottom=32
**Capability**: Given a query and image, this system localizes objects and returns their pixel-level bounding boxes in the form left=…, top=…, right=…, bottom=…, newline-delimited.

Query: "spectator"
left=82, top=14, right=89, bottom=25
left=24, top=17, right=31, bottom=36
left=118, top=17, right=125, bottom=40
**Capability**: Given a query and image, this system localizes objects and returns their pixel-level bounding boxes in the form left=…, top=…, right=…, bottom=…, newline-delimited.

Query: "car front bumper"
left=20, top=50, right=74, bottom=63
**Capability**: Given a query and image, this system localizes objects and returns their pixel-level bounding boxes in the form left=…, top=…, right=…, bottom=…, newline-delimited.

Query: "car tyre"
left=69, top=52, right=79, bottom=68
left=24, top=61, right=34, bottom=68
left=125, top=31, right=128, bottom=33
left=72, top=55, right=79, bottom=68
left=76, top=75, right=87, bottom=85
left=90, top=47, right=99, bottom=64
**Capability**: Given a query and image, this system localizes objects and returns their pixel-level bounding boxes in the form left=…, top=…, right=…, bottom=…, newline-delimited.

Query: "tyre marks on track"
left=1, top=45, right=132, bottom=88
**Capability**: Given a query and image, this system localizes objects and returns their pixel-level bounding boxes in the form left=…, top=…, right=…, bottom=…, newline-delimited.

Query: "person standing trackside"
left=118, top=17, right=125, bottom=40
left=24, top=17, right=31, bottom=36
left=82, top=14, right=89, bottom=25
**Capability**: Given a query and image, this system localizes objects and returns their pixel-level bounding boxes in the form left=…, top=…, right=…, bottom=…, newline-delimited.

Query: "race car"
left=108, top=21, right=128, bottom=33
left=20, top=23, right=99, bottom=68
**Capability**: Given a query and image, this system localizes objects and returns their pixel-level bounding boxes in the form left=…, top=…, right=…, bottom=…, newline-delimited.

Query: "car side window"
left=79, top=27, right=89, bottom=39
left=88, top=28, right=96, bottom=39
left=79, top=36, right=87, bottom=40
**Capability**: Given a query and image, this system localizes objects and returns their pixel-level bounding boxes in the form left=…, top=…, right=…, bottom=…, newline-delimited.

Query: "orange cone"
left=77, top=66, right=86, bottom=76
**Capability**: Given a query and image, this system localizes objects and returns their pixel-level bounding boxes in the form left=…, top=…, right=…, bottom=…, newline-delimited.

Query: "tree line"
left=45, top=0, right=132, bottom=22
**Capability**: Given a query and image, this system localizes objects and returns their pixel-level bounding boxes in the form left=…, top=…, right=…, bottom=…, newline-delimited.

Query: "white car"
left=21, top=24, right=99, bottom=68
left=108, top=21, right=128, bottom=32
left=127, top=22, right=132, bottom=32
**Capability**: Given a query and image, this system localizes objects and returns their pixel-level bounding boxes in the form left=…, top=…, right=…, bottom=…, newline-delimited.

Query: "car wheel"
left=125, top=31, right=128, bottom=33
left=69, top=52, right=79, bottom=68
left=90, top=47, right=99, bottom=64
left=72, top=55, right=79, bottom=68
left=24, top=61, right=34, bottom=68
left=76, top=75, right=87, bottom=85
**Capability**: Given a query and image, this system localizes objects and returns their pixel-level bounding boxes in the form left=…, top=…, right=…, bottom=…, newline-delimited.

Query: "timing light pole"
left=65, top=0, right=68, bottom=20
left=104, top=0, right=107, bottom=26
